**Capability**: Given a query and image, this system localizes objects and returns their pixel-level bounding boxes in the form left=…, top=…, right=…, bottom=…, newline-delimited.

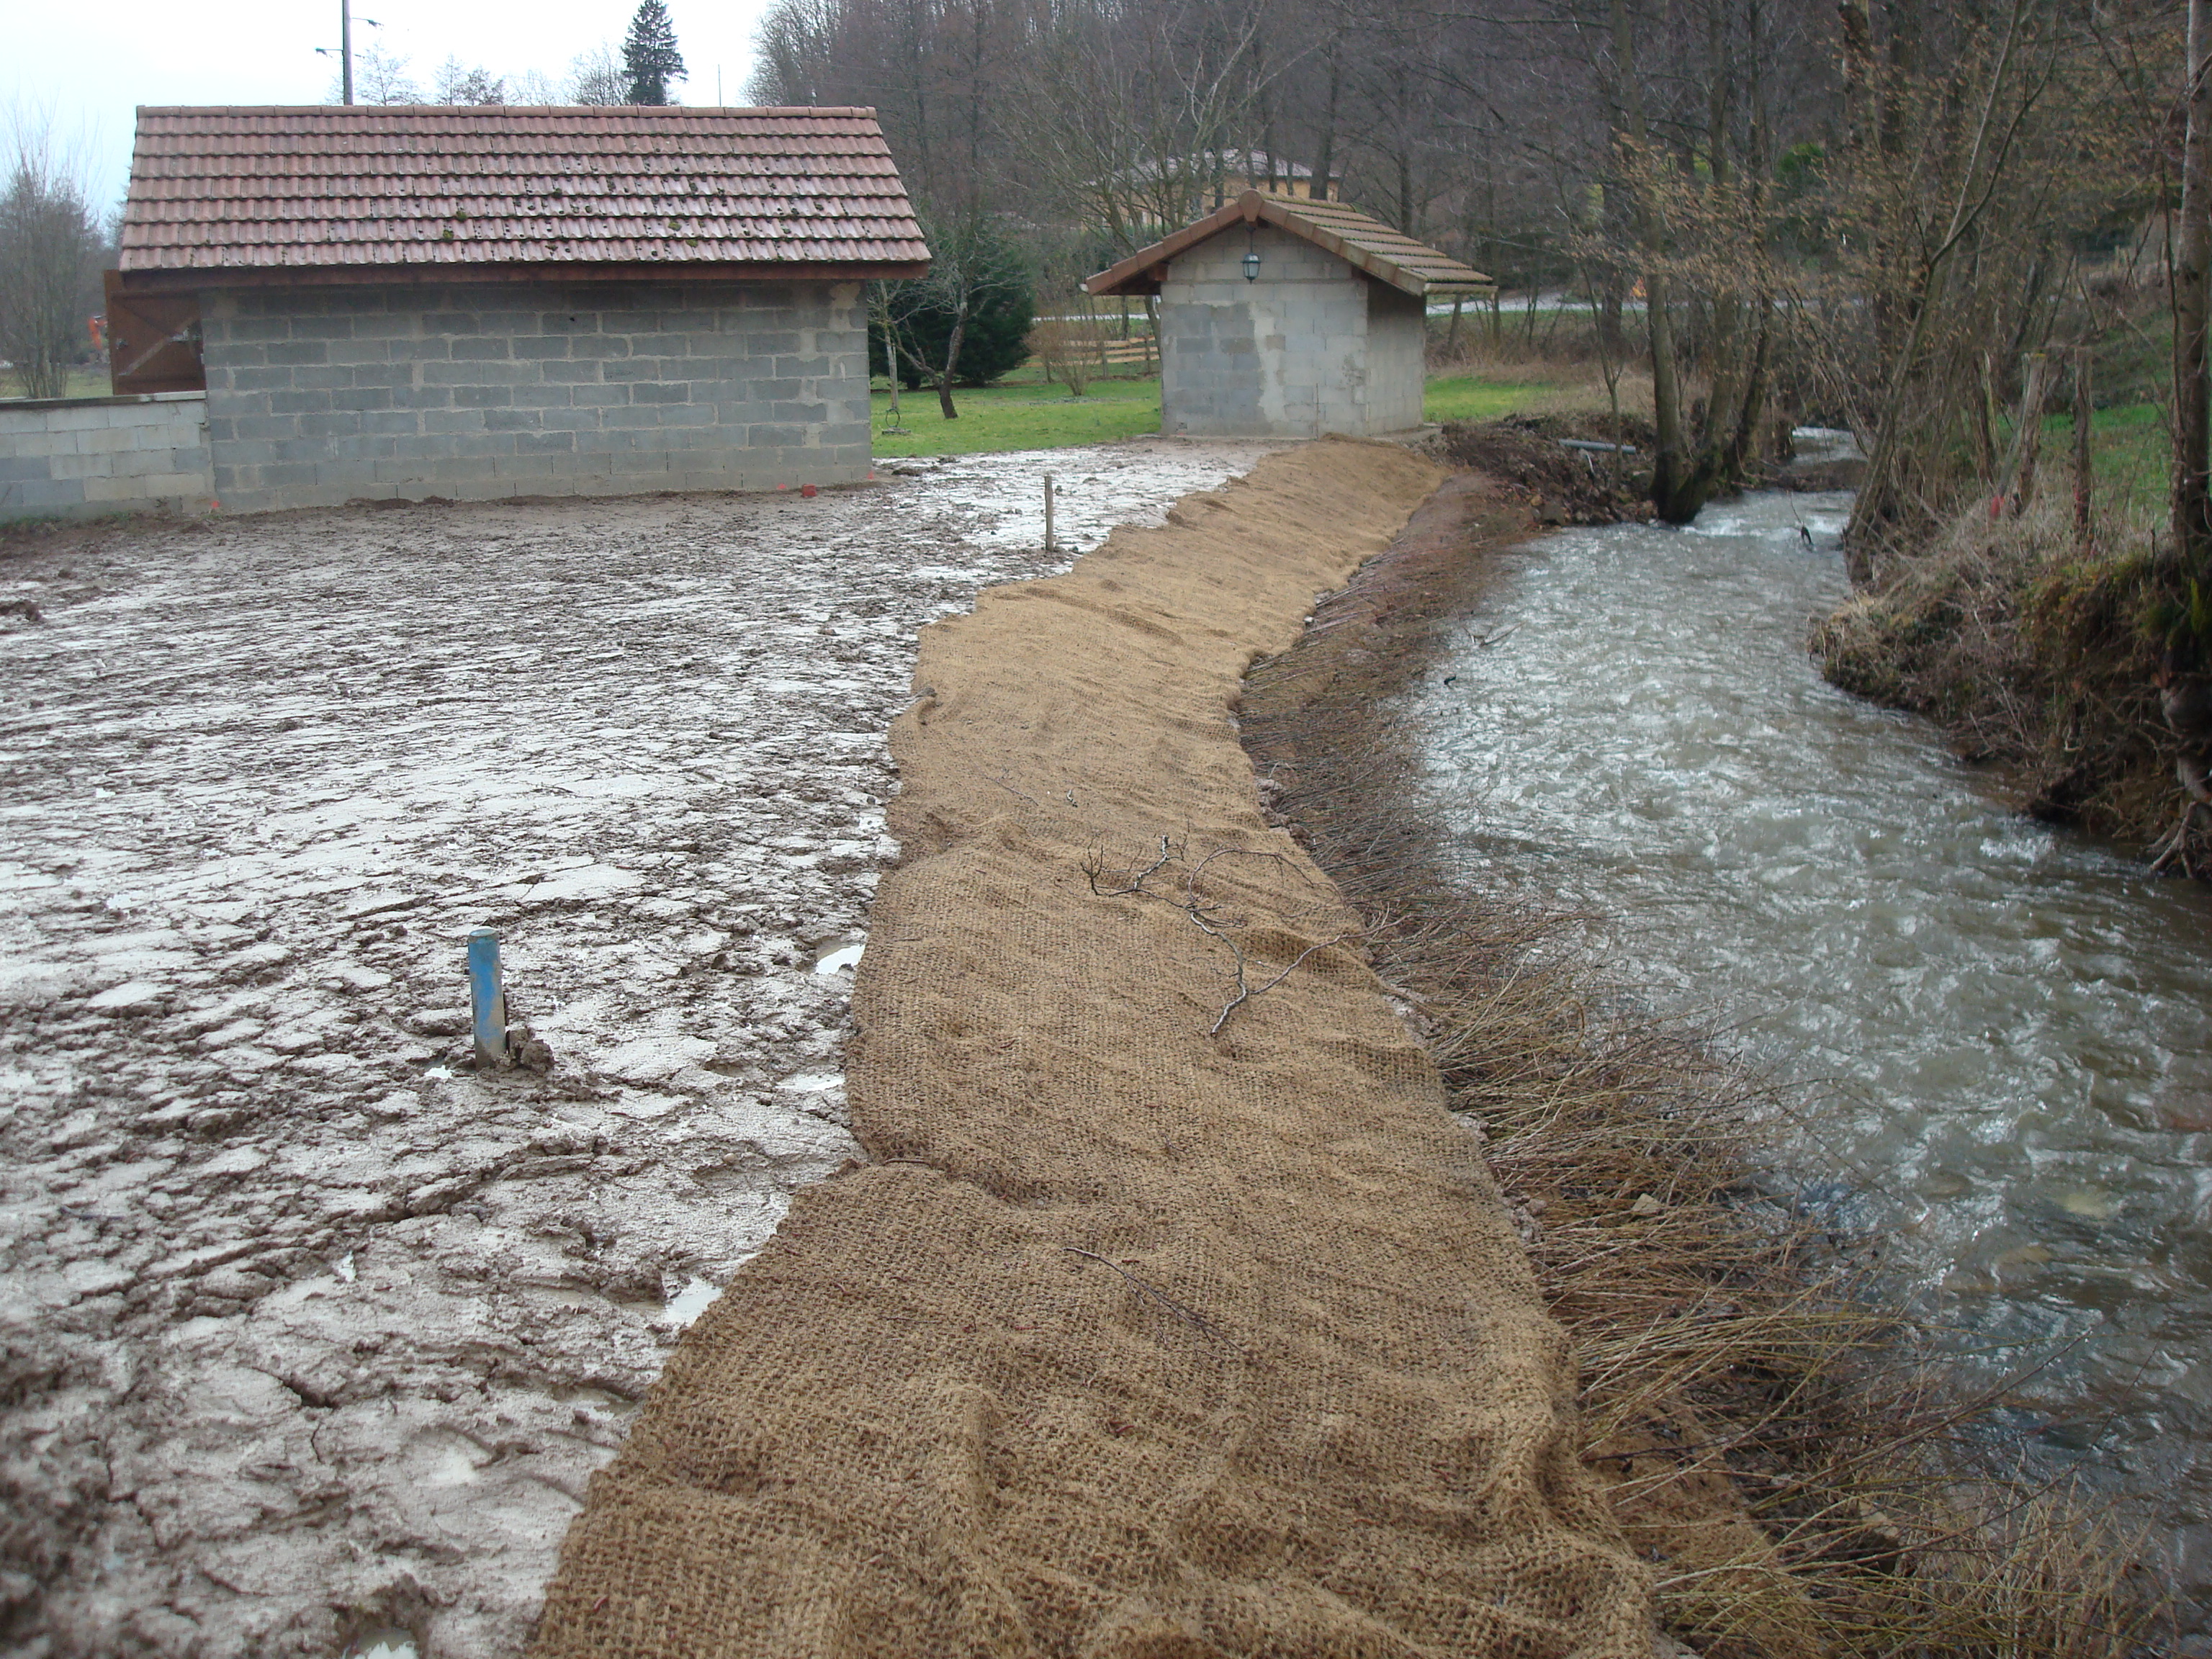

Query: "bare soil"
left=0, top=439, right=1287, bottom=1659
left=1423, top=412, right=1658, bottom=526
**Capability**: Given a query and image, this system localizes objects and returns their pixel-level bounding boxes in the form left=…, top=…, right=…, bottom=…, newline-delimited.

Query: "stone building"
left=1086, top=192, right=1491, bottom=440
left=107, top=105, right=927, bottom=514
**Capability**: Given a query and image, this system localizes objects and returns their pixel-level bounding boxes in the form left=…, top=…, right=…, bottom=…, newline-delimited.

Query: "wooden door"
left=104, top=272, right=204, bottom=395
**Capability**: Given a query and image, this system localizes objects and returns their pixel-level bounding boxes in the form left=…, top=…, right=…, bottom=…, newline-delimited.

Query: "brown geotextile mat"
left=526, top=439, right=1653, bottom=1658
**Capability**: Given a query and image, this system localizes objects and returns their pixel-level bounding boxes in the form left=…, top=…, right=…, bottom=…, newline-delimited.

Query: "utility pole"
left=341, top=0, right=355, bottom=104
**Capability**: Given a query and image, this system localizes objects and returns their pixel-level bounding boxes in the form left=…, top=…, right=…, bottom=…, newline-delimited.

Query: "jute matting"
left=528, top=439, right=1652, bottom=1658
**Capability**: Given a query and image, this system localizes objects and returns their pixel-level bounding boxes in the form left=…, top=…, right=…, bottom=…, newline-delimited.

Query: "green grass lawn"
left=2080, top=401, right=2165, bottom=514
left=870, top=379, right=1165, bottom=457
left=1421, top=375, right=1557, bottom=424
left=0, top=369, right=112, bottom=403
left=2008, top=400, right=2168, bottom=523
left=868, top=372, right=1557, bottom=458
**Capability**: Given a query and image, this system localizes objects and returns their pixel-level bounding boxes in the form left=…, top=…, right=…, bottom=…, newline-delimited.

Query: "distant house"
left=1117, top=149, right=1340, bottom=204
left=1086, top=190, right=1491, bottom=440
left=109, top=105, right=928, bottom=514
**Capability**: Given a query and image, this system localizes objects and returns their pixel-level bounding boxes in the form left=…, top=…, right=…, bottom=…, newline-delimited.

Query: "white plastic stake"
left=1044, top=473, right=1056, bottom=552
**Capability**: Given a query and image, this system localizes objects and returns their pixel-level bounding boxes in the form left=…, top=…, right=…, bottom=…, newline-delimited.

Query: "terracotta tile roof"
left=118, top=105, right=930, bottom=280
left=1087, top=191, right=1493, bottom=298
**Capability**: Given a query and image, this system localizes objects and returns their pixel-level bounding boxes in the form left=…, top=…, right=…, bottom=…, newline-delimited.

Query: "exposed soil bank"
left=1421, top=413, right=1656, bottom=528
left=1811, top=495, right=2193, bottom=867
left=0, top=441, right=1287, bottom=1658
left=529, top=440, right=1654, bottom=1658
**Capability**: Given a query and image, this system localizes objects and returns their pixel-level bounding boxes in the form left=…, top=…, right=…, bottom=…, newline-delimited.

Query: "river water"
left=1404, top=487, right=2212, bottom=1627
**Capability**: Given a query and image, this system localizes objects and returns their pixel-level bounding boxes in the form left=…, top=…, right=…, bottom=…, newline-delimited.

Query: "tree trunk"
left=1313, top=37, right=1342, bottom=202
left=1982, top=351, right=2017, bottom=480
left=1597, top=283, right=1624, bottom=359
left=936, top=309, right=967, bottom=418
left=2177, top=0, right=2212, bottom=578
left=2004, top=351, right=2051, bottom=511
left=1611, top=0, right=1708, bottom=524
left=1722, top=297, right=1775, bottom=487
left=1646, top=269, right=1706, bottom=523
left=2074, top=345, right=2095, bottom=550
left=1838, top=0, right=1875, bottom=158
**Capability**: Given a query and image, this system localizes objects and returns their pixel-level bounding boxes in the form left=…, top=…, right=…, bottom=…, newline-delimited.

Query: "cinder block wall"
left=1158, top=225, right=1421, bottom=439
left=1364, top=286, right=1429, bottom=433
left=0, top=393, right=213, bottom=520
left=198, top=279, right=871, bottom=514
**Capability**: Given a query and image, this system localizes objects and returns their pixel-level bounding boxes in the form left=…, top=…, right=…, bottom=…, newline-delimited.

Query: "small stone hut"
left=1086, top=191, right=1491, bottom=440
left=109, top=105, right=928, bottom=514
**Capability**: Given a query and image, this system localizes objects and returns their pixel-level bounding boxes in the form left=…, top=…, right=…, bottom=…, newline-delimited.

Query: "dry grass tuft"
left=1241, top=482, right=2163, bottom=1655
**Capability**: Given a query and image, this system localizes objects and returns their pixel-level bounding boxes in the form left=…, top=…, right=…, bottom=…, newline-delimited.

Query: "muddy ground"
left=0, top=438, right=1287, bottom=1659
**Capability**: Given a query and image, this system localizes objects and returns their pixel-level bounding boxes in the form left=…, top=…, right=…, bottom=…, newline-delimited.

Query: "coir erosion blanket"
left=529, top=439, right=1652, bottom=1658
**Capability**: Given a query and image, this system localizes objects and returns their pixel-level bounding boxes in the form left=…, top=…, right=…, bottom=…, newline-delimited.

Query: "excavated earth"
left=0, top=439, right=1287, bottom=1659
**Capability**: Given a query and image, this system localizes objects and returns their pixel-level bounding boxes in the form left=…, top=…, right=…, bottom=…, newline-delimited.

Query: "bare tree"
left=328, top=45, right=422, bottom=105
left=1820, top=0, right=2128, bottom=560
left=1012, top=0, right=1272, bottom=256
left=567, top=45, right=629, bottom=106
left=431, top=58, right=508, bottom=105
left=876, top=210, right=1030, bottom=418
left=0, top=112, right=101, bottom=401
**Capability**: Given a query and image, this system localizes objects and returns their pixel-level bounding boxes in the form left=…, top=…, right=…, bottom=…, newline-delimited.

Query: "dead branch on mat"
left=1083, top=834, right=1359, bottom=1037
left=1061, top=1248, right=1243, bottom=1359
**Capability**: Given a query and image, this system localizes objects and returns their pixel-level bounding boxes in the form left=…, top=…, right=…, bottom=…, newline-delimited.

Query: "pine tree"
left=621, top=0, right=685, bottom=105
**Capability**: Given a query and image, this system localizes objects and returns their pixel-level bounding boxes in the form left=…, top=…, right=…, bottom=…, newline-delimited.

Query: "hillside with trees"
left=747, top=0, right=2202, bottom=859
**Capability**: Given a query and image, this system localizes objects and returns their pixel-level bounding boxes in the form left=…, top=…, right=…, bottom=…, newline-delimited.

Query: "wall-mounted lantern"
left=1242, top=248, right=1262, bottom=282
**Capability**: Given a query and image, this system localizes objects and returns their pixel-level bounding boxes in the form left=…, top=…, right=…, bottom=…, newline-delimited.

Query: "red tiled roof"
left=1087, top=191, right=1492, bottom=298
left=118, top=106, right=931, bottom=281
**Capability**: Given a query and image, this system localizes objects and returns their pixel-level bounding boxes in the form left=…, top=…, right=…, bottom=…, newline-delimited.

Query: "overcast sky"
left=13, top=0, right=782, bottom=217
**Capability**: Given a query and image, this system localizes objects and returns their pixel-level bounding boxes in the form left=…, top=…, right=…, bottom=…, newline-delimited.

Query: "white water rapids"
left=1405, top=489, right=2212, bottom=1632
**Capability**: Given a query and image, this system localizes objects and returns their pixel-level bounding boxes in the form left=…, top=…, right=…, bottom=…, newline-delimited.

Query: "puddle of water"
left=1404, top=489, right=2212, bottom=1625
left=341, top=1634, right=418, bottom=1659
left=813, top=939, right=864, bottom=974
left=775, top=1072, right=842, bottom=1094
left=660, top=1274, right=720, bottom=1329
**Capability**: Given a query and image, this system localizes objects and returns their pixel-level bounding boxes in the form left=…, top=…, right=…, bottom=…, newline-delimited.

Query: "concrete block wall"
left=1364, top=286, right=1429, bottom=433
left=198, top=279, right=871, bottom=514
left=0, top=393, right=214, bottom=520
left=1157, top=225, right=1421, bottom=439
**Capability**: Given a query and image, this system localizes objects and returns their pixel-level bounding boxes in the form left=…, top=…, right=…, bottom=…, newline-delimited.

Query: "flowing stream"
left=1404, top=487, right=2212, bottom=1627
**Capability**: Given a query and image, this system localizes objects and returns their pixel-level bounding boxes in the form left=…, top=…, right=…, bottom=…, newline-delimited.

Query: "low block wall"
left=0, top=392, right=214, bottom=520
left=199, top=279, right=873, bottom=514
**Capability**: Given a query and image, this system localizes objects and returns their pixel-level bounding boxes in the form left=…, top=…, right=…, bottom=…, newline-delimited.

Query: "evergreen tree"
left=622, top=0, right=685, bottom=105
